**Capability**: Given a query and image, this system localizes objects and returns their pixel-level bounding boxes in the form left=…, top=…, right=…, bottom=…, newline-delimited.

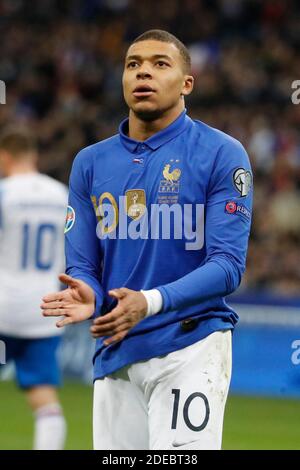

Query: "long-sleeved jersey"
left=65, top=109, right=253, bottom=379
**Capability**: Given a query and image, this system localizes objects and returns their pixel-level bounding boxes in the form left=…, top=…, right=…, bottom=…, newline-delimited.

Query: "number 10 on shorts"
left=171, top=389, right=210, bottom=432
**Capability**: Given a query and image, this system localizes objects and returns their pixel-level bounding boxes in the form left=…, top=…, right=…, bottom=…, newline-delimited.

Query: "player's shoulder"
left=0, top=174, right=28, bottom=194
left=0, top=173, right=67, bottom=205
left=0, top=175, right=13, bottom=190
left=191, top=118, right=247, bottom=154
left=34, top=173, right=68, bottom=198
left=73, top=134, right=120, bottom=168
left=34, top=172, right=66, bottom=189
left=0, top=178, right=6, bottom=191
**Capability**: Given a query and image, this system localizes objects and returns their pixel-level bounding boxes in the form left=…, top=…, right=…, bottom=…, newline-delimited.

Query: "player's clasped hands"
left=41, top=276, right=148, bottom=345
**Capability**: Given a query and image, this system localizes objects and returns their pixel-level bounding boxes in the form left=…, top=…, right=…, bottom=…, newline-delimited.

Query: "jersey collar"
left=119, top=109, right=192, bottom=153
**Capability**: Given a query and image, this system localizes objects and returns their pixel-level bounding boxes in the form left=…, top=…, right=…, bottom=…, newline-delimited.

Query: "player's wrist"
left=140, top=289, right=163, bottom=317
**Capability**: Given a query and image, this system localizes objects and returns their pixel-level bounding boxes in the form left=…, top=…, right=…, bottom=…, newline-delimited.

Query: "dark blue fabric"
left=0, top=334, right=61, bottom=389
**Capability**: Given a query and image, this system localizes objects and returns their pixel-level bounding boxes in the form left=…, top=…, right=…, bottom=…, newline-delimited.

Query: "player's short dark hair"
left=0, top=127, right=37, bottom=159
left=130, top=29, right=191, bottom=74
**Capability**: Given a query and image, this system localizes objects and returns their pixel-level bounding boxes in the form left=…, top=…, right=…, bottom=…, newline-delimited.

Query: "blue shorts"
left=0, top=334, right=61, bottom=389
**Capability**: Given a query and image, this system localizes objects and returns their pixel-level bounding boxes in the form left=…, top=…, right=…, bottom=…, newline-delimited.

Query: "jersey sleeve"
left=65, top=150, right=104, bottom=317
left=156, top=139, right=253, bottom=313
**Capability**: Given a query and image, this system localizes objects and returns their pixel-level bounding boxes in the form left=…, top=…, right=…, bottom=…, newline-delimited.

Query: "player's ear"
left=181, top=75, right=194, bottom=97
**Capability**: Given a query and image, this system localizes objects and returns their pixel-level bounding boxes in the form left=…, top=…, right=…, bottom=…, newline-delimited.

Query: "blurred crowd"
left=1, top=0, right=300, bottom=295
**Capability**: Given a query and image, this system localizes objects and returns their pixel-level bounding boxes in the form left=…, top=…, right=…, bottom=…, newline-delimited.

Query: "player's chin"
left=131, top=102, right=164, bottom=122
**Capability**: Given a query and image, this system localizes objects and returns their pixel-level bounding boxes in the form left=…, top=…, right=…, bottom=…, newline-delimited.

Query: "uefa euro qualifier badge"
left=233, top=168, right=252, bottom=197
left=64, top=206, right=75, bottom=233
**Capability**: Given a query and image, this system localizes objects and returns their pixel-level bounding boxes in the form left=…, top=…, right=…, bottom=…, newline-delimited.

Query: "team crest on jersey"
left=64, top=205, right=75, bottom=233
left=159, top=161, right=181, bottom=194
left=125, top=189, right=146, bottom=220
left=158, top=160, right=181, bottom=205
left=233, top=168, right=252, bottom=197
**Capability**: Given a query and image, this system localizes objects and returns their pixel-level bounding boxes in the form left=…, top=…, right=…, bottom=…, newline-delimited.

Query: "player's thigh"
left=147, top=330, right=232, bottom=450
left=15, top=336, right=61, bottom=390
left=93, top=367, right=149, bottom=450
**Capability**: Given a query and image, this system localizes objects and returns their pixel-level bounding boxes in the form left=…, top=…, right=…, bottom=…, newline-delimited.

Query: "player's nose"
left=136, top=69, right=152, bottom=80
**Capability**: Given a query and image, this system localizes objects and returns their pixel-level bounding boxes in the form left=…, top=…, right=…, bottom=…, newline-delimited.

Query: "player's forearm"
left=156, top=257, right=242, bottom=313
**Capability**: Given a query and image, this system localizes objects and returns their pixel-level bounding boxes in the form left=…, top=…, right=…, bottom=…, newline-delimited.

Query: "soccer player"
left=0, top=129, right=68, bottom=450
left=41, top=30, right=253, bottom=450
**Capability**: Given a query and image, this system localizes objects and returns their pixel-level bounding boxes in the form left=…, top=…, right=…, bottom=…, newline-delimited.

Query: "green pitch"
left=0, top=380, right=300, bottom=450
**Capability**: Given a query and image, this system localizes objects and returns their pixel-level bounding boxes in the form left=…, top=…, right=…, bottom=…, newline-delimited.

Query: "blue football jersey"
left=65, top=109, right=253, bottom=379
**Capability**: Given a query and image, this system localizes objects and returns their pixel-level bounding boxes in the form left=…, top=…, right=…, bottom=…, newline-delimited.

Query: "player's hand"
left=90, top=288, right=147, bottom=345
left=41, top=273, right=96, bottom=328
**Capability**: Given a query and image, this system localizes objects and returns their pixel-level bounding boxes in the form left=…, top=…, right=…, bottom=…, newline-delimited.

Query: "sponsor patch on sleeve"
left=225, top=201, right=251, bottom=220
left=64, top=205, right=75, bottom=233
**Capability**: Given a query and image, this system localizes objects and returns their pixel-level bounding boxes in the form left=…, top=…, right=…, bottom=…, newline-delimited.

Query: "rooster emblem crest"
left=163, top=164, right=181, bottom=182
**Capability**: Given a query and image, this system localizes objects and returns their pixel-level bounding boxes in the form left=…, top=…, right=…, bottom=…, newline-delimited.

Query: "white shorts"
left=93, top=330, right=232, bottom=450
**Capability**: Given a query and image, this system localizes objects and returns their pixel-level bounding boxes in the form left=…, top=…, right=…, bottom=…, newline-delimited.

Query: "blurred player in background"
left=0, top=129, right=68, bottom=450
left=42, top=30, right=253, bottom=450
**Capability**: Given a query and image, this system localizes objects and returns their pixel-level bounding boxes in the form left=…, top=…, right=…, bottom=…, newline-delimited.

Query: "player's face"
left=122, top=40, right=193, bottom=121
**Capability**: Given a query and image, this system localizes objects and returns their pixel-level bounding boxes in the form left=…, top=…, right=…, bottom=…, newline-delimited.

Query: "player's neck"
left=5, top=163, right=37, bottom=177
left=128, top=101, right=185, bottom=142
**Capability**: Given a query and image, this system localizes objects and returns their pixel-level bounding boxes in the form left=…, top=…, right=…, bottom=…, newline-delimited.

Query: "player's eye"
left=127, top=61, right=139, bottom=68
left=156, top=61, right=169, bottom=67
